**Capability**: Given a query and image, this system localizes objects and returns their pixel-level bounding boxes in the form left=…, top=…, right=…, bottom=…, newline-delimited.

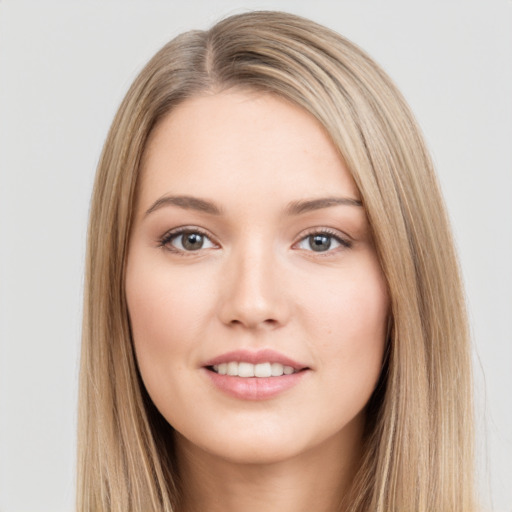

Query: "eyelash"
left=158, top=226, right=352, bottom=256
left=296, top=228, right=352, bottom=255
left=158, top=226, right=216, bottom=256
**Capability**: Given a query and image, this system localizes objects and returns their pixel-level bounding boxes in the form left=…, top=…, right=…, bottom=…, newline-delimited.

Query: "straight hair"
left=78, top=11, right=476, bottom=511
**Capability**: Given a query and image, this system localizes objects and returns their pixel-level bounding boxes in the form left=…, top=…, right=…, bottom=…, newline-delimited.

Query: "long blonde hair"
left=78, top=11, right=476, bottom=511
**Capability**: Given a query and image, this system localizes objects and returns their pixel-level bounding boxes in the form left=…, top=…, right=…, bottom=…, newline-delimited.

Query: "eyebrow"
left=144, top=194, right=362, bottom=218
left=285, top=196, right=362, bottom=215
left=145, top=195, right=223, bottom=216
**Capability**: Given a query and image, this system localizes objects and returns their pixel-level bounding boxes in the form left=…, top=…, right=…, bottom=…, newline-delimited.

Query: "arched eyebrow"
left=145, top=195, right=223, bottom=216
left=144, top=194, right=362, bottom=218
left=285, top=197, right=362, bottom=215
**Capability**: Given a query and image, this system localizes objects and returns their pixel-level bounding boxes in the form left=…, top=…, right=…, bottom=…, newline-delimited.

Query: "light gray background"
left=0, top=1, right=510, bottom=511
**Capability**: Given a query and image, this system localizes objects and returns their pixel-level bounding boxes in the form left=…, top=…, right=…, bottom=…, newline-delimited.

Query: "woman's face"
left=126, top=90, right=389, bottom=465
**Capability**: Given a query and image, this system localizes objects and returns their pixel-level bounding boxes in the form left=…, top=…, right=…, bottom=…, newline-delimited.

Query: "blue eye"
left=296, top=231, right=350, bottom=252
left=161, top=229, right=215, bottom=252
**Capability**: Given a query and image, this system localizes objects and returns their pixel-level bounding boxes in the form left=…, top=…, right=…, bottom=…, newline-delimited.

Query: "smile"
left=210, top=362, right=298, bottom=377
left=202, top=349, right=309, bottom=400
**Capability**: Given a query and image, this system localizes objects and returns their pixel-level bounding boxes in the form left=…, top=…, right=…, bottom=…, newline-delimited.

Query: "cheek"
left=125, top=254, right=215, bottom=375
left=125, top=253, right=221, bottom=425
left=302, top=258, right=388, bottom=339
left=298, top=258, right=389, bottom=394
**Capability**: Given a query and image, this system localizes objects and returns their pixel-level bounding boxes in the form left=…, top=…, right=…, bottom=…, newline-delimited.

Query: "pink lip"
left=203, top=349, right=307, bottom=370
left=201, top=349, right=310, bottom=401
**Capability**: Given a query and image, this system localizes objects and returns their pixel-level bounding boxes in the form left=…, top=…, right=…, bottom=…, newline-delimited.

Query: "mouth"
left=207, top=361, right=303, bottom=378
left=202, top=349, right=310, bottom=399
left=203, top=356, right=309, bottom=400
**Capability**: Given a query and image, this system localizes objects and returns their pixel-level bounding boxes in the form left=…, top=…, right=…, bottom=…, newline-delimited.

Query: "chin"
left=173, top=416, right=346, bottom=467
left=211, top=438, right=304, bottom=465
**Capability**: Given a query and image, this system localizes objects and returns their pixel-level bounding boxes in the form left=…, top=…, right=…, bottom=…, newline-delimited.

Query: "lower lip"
left=203, top=368, right=308, bottom=400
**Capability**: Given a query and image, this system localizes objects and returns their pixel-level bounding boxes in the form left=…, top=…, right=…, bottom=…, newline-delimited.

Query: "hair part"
left=78, top=11, right=476, bottom=511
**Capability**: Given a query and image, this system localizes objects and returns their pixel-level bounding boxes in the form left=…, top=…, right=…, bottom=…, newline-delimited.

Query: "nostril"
left=218, top=278, right=289, bottom=328
left=228, top=317, right=279, bottom=328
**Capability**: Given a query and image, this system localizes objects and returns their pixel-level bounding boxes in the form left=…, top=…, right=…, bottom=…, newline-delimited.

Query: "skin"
left=126, top=90, right=389, bottom=512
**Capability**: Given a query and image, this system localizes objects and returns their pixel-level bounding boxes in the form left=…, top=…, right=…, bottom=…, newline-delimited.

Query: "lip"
left=202, top=349, right=308, bottom=370
left=201, top=349, right=310, bottom=401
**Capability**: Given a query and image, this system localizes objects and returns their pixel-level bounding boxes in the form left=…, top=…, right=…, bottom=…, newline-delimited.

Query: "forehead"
left=138, top=90, right=360, bottom=208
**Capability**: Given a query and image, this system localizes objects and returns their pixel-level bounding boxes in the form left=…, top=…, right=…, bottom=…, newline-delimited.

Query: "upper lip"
left=202, top=349, right=309, bottom=371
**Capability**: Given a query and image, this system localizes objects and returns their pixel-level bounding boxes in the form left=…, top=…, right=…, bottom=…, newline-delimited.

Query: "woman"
left=78, top=11, right=477, bottom=511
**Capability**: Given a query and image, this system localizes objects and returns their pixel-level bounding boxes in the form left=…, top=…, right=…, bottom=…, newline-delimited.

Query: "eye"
left=160, top=228, right=216, bottom=253
left=295, top=230, right=351, bottom=253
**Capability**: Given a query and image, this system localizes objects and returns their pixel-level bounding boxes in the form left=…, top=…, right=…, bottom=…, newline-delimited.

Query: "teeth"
left=271, top=362, right=283, bottom=376
left=238, top=362, right=255, bottom=377
left=254, top=362, right=271, bottom=377
left=211, top=362, right=298, bottom=377
left=227, top=361, right=238, bottom=376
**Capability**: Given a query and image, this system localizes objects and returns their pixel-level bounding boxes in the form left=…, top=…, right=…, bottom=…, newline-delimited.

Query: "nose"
left=217, top=241, right=290, bottom=330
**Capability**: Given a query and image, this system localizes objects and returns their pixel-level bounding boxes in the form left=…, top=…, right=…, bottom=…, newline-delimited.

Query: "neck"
left=174, top=416, right=364, bottom=512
